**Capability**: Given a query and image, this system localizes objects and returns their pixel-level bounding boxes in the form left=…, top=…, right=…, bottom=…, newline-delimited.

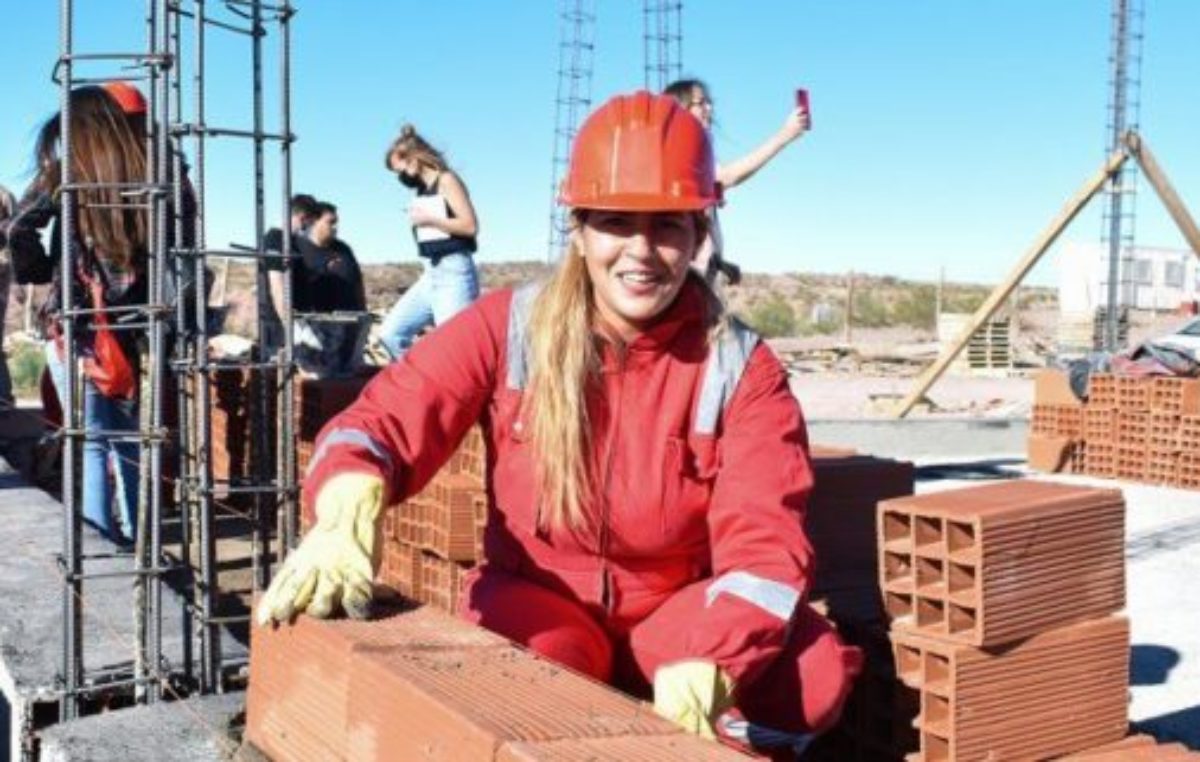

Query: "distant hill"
left=7, top=259, right=1055, bottom=342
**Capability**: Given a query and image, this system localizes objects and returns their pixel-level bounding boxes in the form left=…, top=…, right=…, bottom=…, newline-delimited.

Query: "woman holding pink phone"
left=664, top=78, right=811, bottom=285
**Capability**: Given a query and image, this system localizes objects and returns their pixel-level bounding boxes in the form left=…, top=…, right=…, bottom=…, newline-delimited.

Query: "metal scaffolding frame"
left=546, top=0, right=596, bottom=261
left=642, top=0, right=683, bottom=92
left=54, top=0, right=295, bottom=718
left=1101, top=0, right=1144, bottom=350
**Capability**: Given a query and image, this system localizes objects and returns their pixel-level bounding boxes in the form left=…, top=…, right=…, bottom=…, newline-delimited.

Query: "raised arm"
left=717, top=107, right=809, bottom=190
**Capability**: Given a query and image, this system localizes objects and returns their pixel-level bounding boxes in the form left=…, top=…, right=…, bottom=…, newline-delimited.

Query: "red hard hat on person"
left=559, top=90, right=716, bottom=212
left=102, top=82, right=148, bottom=116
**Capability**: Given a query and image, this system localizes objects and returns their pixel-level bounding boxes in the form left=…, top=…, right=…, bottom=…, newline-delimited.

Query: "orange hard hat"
left=102, top=82, right=148, bottom=116
left=559, top=90, right=716, bottom=212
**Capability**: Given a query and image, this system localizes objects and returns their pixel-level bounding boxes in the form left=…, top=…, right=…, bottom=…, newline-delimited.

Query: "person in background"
left=0, top=185, right=17, bottom=408
left=377, top=124, right=480, bottom=359
left=3, top=86, right=160, bottom=543
left=257, top=91, right=859, bottom=759
left=286, top=201, right=368, bottom=376
left=263, top=192, right=319, bottom=352
left=664, top=78, right=810, bottom=286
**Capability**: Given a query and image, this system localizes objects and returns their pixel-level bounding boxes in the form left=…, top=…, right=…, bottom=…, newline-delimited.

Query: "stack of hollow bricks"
left=375, top=429, right=488, bottom=614
left=208, top=367, right=381, bottom=487
left=1029, top=368, right=1200, bottom=488
left=878, top=480, right=1138, bottom=760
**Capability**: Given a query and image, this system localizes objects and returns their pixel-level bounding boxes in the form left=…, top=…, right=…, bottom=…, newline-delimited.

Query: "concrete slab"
left=0, top=457, right=247, bottom=761
left=808, top=417, right=1028, bottom=460
left=38, top=692, right=243, bottom=762
left=915, top=462, right=1200, bottom=750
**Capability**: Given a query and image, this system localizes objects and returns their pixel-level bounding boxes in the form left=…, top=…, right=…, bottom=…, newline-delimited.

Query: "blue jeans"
left=46, top=342, right=140, bottom=541
left=378, top=253, right=479, bottom=359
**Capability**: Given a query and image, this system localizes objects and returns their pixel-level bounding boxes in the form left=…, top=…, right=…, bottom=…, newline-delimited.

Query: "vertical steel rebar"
left=191, top=0, right=215, bottom=693
left=58, top=0, right=83, bottom=722
left=279, top=0, right=297, bottom=555
left=547, top=0, right=596, bottom=261
left=147, top=0, right=172, bottom=703
left=250, top=0, right=272, bottom=601
left=172, top=0, right=195, bottom=687
left=1102, top=0, right=1143, bottom=351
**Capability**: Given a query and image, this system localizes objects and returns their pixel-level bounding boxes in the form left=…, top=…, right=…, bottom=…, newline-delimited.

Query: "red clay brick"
left=1089, top=373, right=1117, bottom=408
left=419, top=550, right=469, bottom=614
left=892, top=616, right=1129, bottom=762
left=345, top=634, right=697, bottom=760
left=879, top=480, right=1125, bottom=646
left=1116, top=376, right=1151, bottom=411
left=1151, top=376, right=1200, bottom=416
left=807, top=453, right=914, bottom=597
left=423, top=473, right=485, bottom=562
left=1116, top=445, right=1149, bottom=482
left=1026, top=434, right=1077, bottom=473
left=1084, top=439, right=1117, bottom=478
left=1034, top=370, right=1084, bottom=407
left=1084, top=406, right=1116, bottom=443
left=246, top=604, right=510, bottom=762
left=1181, top=415, right=1200, bottom=453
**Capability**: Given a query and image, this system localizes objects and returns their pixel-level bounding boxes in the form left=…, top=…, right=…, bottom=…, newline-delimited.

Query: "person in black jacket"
left=282, top=201, right=370, bottom=376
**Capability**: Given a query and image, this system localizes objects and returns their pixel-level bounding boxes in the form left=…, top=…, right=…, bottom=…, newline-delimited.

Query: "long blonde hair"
left=525, top=211, right=717, bottom=533
left=384, top=124, right=449, bottom=173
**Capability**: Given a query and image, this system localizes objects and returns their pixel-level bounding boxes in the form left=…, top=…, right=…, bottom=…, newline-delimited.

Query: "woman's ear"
left=570, top=226, right=586, bottom=258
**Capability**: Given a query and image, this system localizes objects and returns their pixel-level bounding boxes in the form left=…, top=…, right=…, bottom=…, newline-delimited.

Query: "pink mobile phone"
left=796, top=88, right=810, bottom=125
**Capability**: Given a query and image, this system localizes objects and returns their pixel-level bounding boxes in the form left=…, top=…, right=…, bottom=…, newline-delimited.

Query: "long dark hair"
left=33, top=86, right=148, bottom=271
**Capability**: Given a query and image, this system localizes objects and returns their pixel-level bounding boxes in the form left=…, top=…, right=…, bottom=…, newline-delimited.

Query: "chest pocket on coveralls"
left=660, top=434, right=719, bottom=543
left=491, top=389, right=540, bottom=536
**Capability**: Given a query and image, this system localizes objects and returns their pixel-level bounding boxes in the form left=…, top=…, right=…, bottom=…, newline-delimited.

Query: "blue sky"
left=2, top=2, right=1198, bottom=286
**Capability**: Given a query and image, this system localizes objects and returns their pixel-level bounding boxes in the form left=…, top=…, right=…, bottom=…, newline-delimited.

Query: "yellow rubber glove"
left=652, top=660, right=737, bottom=739
left=256, top=473, right=385, bottom=626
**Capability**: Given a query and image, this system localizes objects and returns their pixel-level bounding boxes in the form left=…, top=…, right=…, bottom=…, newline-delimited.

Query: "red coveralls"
left=304, top=279, right=862, bottom=736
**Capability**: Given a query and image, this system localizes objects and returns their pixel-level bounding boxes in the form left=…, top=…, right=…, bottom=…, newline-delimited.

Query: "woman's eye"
left=595, top=214, right=632, bottom=232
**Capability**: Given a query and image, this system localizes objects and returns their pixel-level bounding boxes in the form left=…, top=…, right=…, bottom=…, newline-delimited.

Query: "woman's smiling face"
left=579, top=210, right=699, bottom=341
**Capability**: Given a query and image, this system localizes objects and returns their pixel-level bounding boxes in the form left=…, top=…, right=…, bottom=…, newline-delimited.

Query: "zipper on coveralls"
left=598, top=343, right=626, bottom=614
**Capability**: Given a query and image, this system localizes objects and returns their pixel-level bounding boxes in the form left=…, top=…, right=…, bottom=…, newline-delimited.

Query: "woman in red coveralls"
left=258, top=91, right=861, bottom=758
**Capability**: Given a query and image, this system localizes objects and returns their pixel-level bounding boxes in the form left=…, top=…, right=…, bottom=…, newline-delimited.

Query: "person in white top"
left=664, top=79, right=810, bottom=286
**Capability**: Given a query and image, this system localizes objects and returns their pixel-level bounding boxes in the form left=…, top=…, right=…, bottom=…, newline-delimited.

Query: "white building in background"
left=1058, top=241, right=1199, bottom=313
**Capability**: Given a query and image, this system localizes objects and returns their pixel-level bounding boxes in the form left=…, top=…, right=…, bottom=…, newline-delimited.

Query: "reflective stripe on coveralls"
left=305, top=426, right=393, bottom=477
left=504, top=281, right=801, bottom=622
